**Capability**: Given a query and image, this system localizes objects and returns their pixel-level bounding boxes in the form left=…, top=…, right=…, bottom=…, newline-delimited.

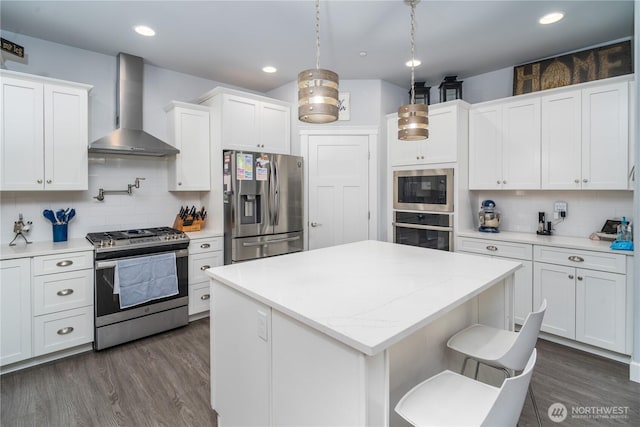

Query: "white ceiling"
left=0, top=1, right=634, bottom=93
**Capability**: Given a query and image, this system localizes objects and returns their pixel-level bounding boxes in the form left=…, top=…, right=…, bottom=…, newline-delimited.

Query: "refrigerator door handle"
left=273, top=158, right=280, bottom=225
left=268, top=159, right=275, bottom=223
left=242, top=235, right=301, bottom=247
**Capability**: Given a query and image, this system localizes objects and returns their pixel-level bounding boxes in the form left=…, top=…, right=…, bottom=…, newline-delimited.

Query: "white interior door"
left=307, top=134, right=370, bottom=250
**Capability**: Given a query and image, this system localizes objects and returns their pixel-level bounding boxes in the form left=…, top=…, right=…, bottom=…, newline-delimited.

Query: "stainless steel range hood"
left=89, top=53, right=179, bottom=157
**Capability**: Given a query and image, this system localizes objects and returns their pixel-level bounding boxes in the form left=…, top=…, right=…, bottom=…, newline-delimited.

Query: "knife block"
left=172, top=215, right=205, bottom=232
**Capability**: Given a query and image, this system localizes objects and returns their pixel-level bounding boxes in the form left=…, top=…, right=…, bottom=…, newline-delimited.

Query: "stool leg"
left=473, top=360, right=480, bottom=380
left=461, top=357, right=470, bottom=376
left=529, top=384, right=542, bottom=427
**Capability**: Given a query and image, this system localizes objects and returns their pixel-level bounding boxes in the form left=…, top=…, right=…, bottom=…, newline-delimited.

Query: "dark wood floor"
left=2, top=319, right=639, bottom=426
left=1, top=319, right=217, bottom=427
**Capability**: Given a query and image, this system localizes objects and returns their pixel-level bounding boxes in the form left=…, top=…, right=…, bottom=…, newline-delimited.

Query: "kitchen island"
left=206, top=240, right=521, bottom=426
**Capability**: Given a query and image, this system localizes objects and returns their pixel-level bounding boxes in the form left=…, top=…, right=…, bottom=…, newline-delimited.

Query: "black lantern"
left=409, top=82, right=431, bottom=105
left=439, top=75, right=463, bottom=102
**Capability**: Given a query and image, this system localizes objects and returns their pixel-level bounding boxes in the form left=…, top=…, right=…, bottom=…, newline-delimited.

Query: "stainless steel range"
left=86, top=227, right=190, bottom=350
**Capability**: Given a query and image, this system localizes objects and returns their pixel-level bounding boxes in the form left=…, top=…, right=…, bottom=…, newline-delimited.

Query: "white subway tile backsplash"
left=467, top=190, right=633, bottom=238
left=1, top=155, right=204, bottom=244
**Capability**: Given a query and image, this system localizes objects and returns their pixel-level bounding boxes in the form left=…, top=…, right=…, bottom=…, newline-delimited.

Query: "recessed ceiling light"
left=359, top=51, right=367, bottom=57
left=134, top=25, right=156, bottom=36
left=539, top=12, right=564, bottom=25
left=262, top=66, right=277, bottom=73
left=405, top=59, right=422, bottom=67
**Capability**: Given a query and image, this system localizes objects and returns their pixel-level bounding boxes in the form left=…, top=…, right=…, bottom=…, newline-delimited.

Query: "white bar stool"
left=446, top=299, right=547, bottom=426
left=395, top=349, right=537, bottom=426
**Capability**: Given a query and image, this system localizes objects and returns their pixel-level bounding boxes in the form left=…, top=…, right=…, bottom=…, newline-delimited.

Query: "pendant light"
left=298, top=0, right=339, bottom=123
left=398, top=0, right=428, bottom=141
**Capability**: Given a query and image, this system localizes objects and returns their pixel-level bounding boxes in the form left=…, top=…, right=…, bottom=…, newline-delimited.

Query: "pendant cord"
left=409, top=0, right=416, bottom=105
left=316, top=0, right=321, bottom=70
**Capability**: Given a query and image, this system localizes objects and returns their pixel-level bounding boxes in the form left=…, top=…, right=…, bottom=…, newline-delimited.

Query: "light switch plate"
left=257, top=310, right=268, bottom=341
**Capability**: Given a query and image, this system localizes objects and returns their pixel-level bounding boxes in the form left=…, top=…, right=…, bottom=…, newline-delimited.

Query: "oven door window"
left=395, top=226, right=451, bottom=251
left=95, top=255, right=188, bottom=317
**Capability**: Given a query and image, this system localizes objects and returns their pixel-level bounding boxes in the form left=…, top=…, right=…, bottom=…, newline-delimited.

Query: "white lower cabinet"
left=0, top=258, right=32, bottom=366
left=1, top=249, right=94, bottom=368
left=33, top=306, right=93, bottom=356
left=533, top=246, right=628, bottom=353
left=32, top=250, right=94, bottom=356
left=188, top=236, right=223, bottom=317
left=533, top=262, right=576, bottom=339
left=459, top=235, right=631, bottom=355
left=456, top=237, right=533, bottom=324
left=575, top=268, right=626, bottom=352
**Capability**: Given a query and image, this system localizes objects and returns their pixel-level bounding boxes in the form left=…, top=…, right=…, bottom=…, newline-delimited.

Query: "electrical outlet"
left=554, top=201, right=568, bottom=218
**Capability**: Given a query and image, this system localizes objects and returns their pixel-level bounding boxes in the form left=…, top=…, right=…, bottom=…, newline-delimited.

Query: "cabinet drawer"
left=32, top=251, right=93, bottom=275
left=457, top=237, right=532, bottom=260
left=189, top=237, right=223, bottom=255
left=33, top=306, right=93, bottom=356
left=189, top=282, right=211, bottom=315
left=189, top=251, right=224, bottom=283
left=534, top=246, right=626, bottom=274
left=33, top=269, right=93, bottom=316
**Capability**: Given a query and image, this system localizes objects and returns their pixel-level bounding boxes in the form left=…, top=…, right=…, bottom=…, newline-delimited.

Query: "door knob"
left=310, top=222, right=321, bottom=227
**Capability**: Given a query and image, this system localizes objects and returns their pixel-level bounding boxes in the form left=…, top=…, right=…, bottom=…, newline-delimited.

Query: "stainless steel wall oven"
left=87, top=227, right=189, bottom=350
left=393, top=211, right=453, bottom=251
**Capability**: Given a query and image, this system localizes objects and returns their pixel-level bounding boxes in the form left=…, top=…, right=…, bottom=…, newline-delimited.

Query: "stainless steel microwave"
left=393, top=168, right=454, bottom=212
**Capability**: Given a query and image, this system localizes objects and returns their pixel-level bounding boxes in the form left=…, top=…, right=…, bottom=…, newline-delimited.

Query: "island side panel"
left=211, top=280, right=271, bottom=426
left=478, top=276, right=514, bottom=331
left=271, top=310, right=374, bottom=426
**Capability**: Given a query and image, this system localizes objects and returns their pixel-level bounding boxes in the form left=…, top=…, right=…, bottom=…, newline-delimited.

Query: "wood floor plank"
left=2, top=319, right=639, bottom=426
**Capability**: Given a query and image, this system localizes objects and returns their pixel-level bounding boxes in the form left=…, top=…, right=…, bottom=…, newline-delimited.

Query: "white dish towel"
left=114, top=252, right=179, bottom=309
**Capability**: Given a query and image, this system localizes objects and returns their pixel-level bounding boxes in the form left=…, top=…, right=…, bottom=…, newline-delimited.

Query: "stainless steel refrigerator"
left=223, top=151, right=304, bottom=264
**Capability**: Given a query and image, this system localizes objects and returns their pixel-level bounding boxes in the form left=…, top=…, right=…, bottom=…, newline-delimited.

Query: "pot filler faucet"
left=94, top=177, right=145, bottom=201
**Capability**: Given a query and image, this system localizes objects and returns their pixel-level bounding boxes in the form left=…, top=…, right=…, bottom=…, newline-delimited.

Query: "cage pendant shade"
left=398, top=0, right=428, bottom=141
left=298, top=69, right=339, bottom=123
left=398, top=104, right=429, bottom=140
left=298, top=0, right=339, bottom=124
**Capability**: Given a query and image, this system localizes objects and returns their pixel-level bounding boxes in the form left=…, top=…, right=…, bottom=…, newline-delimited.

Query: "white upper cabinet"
left=541, top=80, right=630, bottom=190
left=199, top=88, right=291, bottom=154
left=0, top=71, right=91, bottom=191
left=469, top=97, right=541, bottom=189
left=389, top=100, right=469, bottom=166
left=541, top=90, right=582, bottom=189
left=165, top=101, right=211, bottom=191
left=581, top=82, right=629, bottom=189
left=471, top=76, right=631, bottom=191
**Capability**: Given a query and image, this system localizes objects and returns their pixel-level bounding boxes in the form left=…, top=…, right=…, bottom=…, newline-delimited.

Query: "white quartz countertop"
left=206, top=240, right=521, bottom=356
left=457, top=230, right=634, bottom=256
left=0, top=237, right=94, bottom=260
left=184, top=230, right=223, bottom=240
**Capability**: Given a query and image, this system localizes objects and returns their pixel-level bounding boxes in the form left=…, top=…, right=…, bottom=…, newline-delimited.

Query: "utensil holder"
left=53, top=223, right=68, bottom=242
